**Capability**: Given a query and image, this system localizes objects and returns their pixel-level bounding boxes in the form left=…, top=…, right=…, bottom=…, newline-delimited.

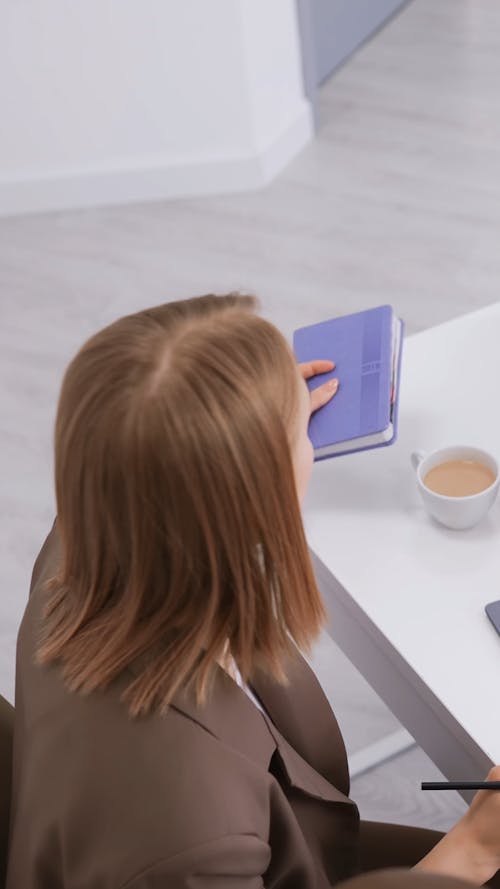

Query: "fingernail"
left=327, top=378, right=339, bottom=390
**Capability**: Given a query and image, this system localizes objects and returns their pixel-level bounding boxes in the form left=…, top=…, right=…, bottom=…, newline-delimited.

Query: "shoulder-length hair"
left=38, top=293, right=326, bottom=716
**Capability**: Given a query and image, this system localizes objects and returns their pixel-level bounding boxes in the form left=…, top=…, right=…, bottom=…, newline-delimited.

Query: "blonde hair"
left=38, top=294, right=326, bottom=715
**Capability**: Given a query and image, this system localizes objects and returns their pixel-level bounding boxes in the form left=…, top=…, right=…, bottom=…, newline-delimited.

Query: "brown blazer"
left=6, top=524, right=446, bottom=889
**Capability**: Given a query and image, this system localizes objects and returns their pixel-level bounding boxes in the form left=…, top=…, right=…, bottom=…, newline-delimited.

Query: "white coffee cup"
left=411, top=445, right=500, bottom=530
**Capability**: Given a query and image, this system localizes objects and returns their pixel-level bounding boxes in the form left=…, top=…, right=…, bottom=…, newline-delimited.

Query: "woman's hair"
left=38, top=293, right=326, bottom=716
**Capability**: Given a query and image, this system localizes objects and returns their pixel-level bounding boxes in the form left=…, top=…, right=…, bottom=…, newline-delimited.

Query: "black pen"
left=421, top=781, right=500, bottom=791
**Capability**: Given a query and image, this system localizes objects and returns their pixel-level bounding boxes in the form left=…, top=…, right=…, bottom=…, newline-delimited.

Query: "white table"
left=303, top=304, right=500, bottom=800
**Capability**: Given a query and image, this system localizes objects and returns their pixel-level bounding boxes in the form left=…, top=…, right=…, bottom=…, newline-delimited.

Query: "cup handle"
left=411, top=450, right=427, bottom=472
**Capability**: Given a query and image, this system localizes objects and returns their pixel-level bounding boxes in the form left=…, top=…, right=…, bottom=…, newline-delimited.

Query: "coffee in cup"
left=423, top=459, right=496, bottom=498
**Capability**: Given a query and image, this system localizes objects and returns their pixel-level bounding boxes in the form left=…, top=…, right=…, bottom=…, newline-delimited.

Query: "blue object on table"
left=293, top=304, right=404, bottom=460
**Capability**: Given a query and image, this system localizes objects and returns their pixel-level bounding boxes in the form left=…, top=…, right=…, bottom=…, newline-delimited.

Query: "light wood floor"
left=2, top=0, right=499, bottom=833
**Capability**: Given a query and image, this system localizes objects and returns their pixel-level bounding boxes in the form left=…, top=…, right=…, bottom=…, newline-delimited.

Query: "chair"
left=0, top=695, right=13, bottom=888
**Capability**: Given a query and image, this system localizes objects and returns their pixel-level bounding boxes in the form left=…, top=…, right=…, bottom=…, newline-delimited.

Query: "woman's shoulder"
left=16, top=581, right=277, bottom=796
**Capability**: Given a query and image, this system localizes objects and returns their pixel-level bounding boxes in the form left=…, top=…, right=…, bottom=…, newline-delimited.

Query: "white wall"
left=0, top=0, right=312, bottom=215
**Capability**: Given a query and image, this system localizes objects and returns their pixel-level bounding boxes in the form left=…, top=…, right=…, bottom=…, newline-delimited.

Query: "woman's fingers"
left=310, top=378, right=339, bottom=414
left=298, top=359, right=335, bottom=380
left=297, top=359, right=338, bottom=414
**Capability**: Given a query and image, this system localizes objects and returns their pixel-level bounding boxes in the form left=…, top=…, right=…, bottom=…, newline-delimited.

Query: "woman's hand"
left=456, top=765, right=500, bottom=880
left=415, top=765, right=500, bottom=885
left=298, top=359, right=339, bottom=414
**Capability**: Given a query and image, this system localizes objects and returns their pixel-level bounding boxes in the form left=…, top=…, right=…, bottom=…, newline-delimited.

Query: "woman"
left=7, top=294, right=500, bottom=888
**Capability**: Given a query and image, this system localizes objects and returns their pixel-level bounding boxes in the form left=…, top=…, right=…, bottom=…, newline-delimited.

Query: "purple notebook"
left=293, top=305, right=404, bottom=460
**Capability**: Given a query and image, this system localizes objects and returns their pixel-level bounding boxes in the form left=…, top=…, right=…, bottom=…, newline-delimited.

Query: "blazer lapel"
left=170, top=662, right=355, bottom=809
left=250, top=649, right=352, bottom=798
left=132, top=651, right=355, bottom=809
left=169, top=665, right=277, bottom=771
left=260, top=713, right=355, bottom=806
